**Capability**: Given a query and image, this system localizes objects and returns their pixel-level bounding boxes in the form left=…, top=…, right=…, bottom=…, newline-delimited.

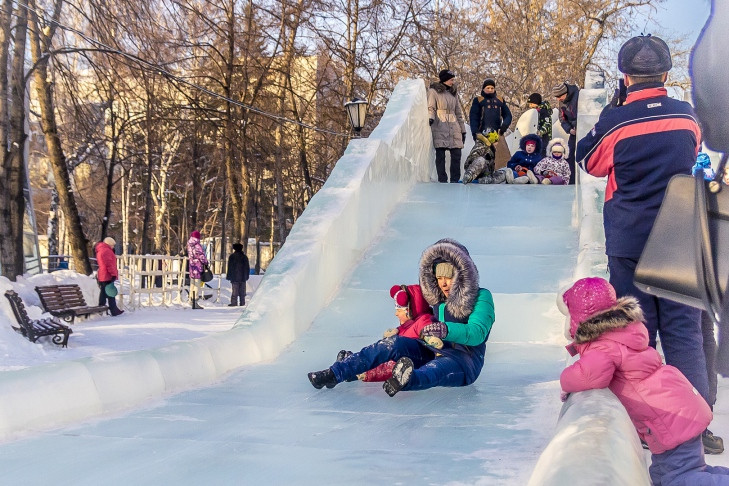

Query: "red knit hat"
left=191, top=230, right=201, bottom=239
left=390, top=285, right=433, bottom=319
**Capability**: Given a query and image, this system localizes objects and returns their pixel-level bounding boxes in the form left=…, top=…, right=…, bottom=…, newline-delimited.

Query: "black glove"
left=498, top=128, right=505, bottom=136
left=429, top=118, right=434, bottom=126
left=462, top=133, right=466, bottom=143
left=472, top=133, right=478, bottom=141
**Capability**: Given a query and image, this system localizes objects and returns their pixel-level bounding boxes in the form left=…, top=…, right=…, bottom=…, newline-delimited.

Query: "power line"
left=10, top=1, right=354, bottom=138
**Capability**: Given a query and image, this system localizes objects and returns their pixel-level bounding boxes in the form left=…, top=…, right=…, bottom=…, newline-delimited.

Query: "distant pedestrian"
left=226, top=243, right=250, bottom=307
left=428, top=69, right=467, bottom=183
left=95, top=236, right=123, bottom=316
left=187, top=230, right=208, bottom=310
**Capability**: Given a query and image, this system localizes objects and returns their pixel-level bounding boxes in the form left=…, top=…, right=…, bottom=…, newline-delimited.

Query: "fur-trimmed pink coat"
left=560, top=277, right=711, bottom=454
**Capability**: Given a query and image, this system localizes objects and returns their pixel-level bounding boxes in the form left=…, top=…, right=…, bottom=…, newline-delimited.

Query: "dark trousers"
left=435, top=147, right=462, bottom=183
left=608, top=256, right=709, bottom=403
left=330, top=336, right=473, bottom=391
left=98, top=280, right=121, bottom=314
left=702, top=311, right=718, bottom=408
left=567, top=134, right=576, bottom=184
left=649, top=435, right=729, bottom=485
left=231, top=281, right=246, bottom=306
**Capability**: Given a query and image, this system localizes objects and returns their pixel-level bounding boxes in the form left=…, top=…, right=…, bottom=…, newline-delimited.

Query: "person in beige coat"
left=428, top=69, right=466, bottom=183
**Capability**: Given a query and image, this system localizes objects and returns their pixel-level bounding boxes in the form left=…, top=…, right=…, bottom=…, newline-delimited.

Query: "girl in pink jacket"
left=559, top=277, right=729, bottom=485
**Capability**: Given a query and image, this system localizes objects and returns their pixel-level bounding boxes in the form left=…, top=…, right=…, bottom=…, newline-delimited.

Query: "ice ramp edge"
left=0, top=78, right=433, bottom=442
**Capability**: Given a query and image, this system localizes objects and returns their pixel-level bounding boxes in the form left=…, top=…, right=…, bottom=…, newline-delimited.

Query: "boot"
left=383, top=357, right=414, bottom=397
left=192, top=297, right=204, bottom=310
left=526, top=170, right=538, bottom=184
left=703, top=429, right=724, bottom=454
left=308, top=368, right=338, bottom=389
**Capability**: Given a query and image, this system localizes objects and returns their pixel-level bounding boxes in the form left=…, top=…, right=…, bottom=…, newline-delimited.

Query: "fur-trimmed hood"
left=518, top=133, right=542, bottom=153
left=429, top=81, right=457, bottom=96
left=546, top=138, right=570, bottom=159
left=572, top=296, right=645, bottom=344
left=419, top=239, right=479, bottom=320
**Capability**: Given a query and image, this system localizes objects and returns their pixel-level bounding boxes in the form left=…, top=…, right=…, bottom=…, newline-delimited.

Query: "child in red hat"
left=338, top=284, right=436, bottom=382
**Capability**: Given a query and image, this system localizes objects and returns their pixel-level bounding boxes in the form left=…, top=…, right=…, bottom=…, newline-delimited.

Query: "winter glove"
left=560, top=391, right=570, bottom=402
left=429, top=118, right=434, bottom=126
left=383, top=328, right=399, bottom=338
left=462, top=132, right=466, bottom=144
left=498, top=128, right=505, bottom=136
left=421, top=321, right=448, bottom=340
left=423, top=335, right=444, bottom=349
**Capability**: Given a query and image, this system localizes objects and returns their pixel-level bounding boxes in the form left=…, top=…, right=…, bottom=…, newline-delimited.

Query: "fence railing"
left=42, top=254, right=226, bottom=309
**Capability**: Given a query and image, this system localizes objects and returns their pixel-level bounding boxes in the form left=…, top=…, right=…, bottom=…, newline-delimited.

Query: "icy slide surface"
left=0, top=183, right=577, bottom=484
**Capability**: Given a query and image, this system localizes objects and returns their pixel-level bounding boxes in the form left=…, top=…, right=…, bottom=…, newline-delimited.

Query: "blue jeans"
left=650, top=435, right=729, bottom=485
left=608, top=256, right=708, bottom=402
left=330, top=336, right=475, bottom=391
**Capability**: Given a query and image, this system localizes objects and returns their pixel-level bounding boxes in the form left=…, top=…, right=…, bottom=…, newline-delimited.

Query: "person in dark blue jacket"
left=226, top=242, right=250, bottom=306
left=576, top=34, right=722, bottom=455
left=307, top=239, right=495, bottom=397
left=469, top=79, right=512, bottom=142
left=503, top=134, right=542, bottom=184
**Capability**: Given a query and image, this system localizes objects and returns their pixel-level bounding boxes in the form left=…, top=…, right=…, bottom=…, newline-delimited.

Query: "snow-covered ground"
left=0, top=271, right=261, bottom=371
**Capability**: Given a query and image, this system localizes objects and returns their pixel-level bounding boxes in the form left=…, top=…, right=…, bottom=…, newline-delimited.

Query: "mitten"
left=462, top=132, right=466, bottom=143
left=383, top=328, right=399, bottom=338
left=472, top=133, right=477, bottom=141
left=560, top=391, right=570, bottom=402
left=423, top=335, right=444, bottom=349
left=421, top=321, right=448, bottom=339
left=429, top=119, right=434, bottom=126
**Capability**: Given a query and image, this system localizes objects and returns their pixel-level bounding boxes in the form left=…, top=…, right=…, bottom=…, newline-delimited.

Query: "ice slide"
left=0, top=79, right=646, bottom=484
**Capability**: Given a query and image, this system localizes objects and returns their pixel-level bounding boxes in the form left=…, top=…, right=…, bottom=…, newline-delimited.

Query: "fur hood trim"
left=574, top=296, right=645, bottom=344
left=546, top=138, right=570, bottom=159
left=419, top=239, right=479, bottom=320
left=429, top=82, right=457, bottom=95
left=519, top=133, right=543, bottom=153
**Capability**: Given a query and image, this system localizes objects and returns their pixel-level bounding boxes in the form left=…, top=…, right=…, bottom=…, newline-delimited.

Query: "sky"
left=650, top=0, right=712, bottom=41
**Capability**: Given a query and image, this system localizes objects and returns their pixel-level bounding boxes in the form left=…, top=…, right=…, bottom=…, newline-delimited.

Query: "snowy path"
left=0, top=183, right=578, bottom=484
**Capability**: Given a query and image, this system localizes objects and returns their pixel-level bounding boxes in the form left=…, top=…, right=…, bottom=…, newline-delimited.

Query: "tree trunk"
left=0, top=0, right=23, bottom=279
left=28, top=0, right=92, bottom=275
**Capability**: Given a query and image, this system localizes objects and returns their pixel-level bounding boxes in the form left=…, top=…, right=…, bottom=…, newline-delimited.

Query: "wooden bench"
left=4, top=291, right=72, bottom=347
left=35, top=284, right=108, bottom=323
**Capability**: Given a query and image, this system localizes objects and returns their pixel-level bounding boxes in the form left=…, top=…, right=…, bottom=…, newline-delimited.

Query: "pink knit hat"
left=562, top=277, right=617, bottom=338
left=190, top=230, right=201, bottom=239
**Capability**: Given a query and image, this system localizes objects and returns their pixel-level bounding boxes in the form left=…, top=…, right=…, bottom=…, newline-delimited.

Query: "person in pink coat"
left=337, top=283, right=435, bottom=382
left=559, top=277, right=729, bottom=485
left=94, top=236, right=123, bottom=316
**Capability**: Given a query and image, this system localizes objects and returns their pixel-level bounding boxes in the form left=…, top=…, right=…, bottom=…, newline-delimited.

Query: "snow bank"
left=0, top=79, right=433, bottom=441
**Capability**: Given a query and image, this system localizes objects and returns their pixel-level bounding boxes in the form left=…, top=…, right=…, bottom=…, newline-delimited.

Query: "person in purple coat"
left=187, top=230, right=208, bottom=310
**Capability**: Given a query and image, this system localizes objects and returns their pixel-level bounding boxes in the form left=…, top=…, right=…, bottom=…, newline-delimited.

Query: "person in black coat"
left=226, top=243, right=250, bottom=306
left=468, top=79, right=513, bottom=141
left=553, top=82, right=580, bottom=184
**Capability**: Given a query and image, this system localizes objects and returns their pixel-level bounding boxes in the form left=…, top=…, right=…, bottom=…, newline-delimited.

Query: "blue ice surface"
left=0, top=182, right=577, bottom=485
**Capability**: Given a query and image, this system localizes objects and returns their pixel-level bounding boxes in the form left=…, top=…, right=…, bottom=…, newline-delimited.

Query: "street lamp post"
left=344, top=98, right=369, bottom=137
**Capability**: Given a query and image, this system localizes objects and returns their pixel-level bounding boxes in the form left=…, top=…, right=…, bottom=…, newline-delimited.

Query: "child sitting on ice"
left=532, top=138, right=571, bottom=185
left=501, top=134, right=542, bottom=184
left=337, top=284, right=437, bottom=382
left=462, top=130, right=503, bottom=184
left=558, top=277, right=729, bottom=486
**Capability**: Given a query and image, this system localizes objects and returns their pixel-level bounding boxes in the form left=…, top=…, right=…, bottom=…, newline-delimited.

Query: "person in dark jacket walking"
left=307, top=238, right=495, bottom=397
left=553, top=82, right=580, bottom=184
left=469, top=79, right=512, bottom=142
left=428, top=69, right=467, bottom=183
left=576, top=34, right=722, bottom=455
left=226, top=243, right=250, bottom=306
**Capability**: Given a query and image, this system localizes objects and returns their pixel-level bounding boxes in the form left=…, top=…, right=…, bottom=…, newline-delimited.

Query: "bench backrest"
left=35, top=284, right=88, bottom=311
left=4, top=291, right=32, bottom=333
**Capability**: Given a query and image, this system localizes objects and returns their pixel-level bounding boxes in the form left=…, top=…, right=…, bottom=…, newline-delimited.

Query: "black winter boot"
left=703, top=429, right=724, bottom=454
left=383, top=357, right=414, bottom=397
left=308, top=368, right=338, bottom=389
left=192, top=297, right=204, bottom=310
